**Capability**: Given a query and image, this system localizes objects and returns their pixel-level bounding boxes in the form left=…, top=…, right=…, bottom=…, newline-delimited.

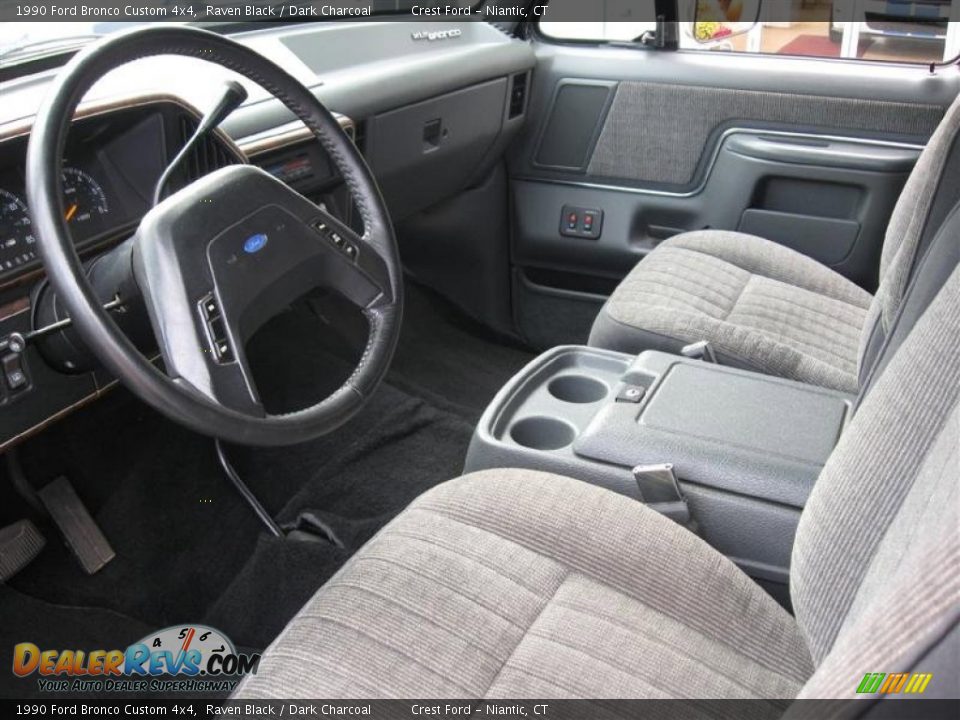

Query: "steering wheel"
left=26, top=26, right=403, bottom=447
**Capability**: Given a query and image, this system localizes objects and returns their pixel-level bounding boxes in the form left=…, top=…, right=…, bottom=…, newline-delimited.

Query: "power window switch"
left=582, top=210, right=601, bottom=236
left=580, top=210, right=603, bottom=239
left=560, top=205, right=603, bottom=239
left=560, top=206, right=580, bottom=236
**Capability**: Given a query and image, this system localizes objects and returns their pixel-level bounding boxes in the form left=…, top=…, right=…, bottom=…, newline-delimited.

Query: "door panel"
left=586, top=81, right=938, bottom=188
left=515, top=130, right=917, bottom=279
left=508, top=41, right=960, bottom=348
left=533, top=80, right=617, bottom=170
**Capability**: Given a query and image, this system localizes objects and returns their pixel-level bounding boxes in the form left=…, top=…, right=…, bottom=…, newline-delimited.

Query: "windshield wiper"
left=0, top=34, right=101, bottom=65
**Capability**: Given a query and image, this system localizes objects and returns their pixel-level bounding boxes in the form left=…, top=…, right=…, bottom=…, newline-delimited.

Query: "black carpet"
left=0, top=281, right=533, bottom=696
left=386, top=283, right=534, bottom=421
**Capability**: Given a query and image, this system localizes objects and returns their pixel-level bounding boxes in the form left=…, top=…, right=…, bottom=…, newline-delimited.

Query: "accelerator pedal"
left=38, top=476, right=115, bottom=575
left=0, top=519, right=46, bottom=581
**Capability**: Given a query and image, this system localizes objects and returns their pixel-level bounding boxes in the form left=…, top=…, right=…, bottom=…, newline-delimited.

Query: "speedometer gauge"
left=0, top=189, right=36, bottom=271
left=62, top=167, right=109, bottom=230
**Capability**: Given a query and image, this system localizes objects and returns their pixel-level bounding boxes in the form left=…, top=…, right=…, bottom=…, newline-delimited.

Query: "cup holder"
left=547, top=375, right=608, bottom=404
left=510, top=417, right=577, bottom=451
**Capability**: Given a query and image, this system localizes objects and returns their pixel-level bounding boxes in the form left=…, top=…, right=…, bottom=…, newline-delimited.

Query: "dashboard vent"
left=178, top=116, right=238, bottom=182
left=352, top=120, right=367, bottom=155
left=487, top=22, right=516, bottom=37
left=509, top=72, right=528, bottom=119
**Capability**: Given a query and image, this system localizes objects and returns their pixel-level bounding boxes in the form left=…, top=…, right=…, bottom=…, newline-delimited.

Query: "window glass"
left=682, top=1, right=957, bottom=64
left=539, top=0, right=658, bottom=42
left=539, top=0, right=960, bottom=64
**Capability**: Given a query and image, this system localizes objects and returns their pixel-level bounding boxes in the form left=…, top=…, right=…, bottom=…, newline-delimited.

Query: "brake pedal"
left=0, top=519, right=46, bottom=581
left=38, top=476, right=115, bottom=575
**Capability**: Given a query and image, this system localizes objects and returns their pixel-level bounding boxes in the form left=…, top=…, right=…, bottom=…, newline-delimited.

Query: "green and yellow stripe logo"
left=856, top=672, right=933, bottom=694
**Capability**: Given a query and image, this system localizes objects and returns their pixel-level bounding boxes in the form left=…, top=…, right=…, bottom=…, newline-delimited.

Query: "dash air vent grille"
left=509, top=72, right=528, bottom=119
left=352, top=120, right=367, bottom=154
left=178, top=116, right=238, bottom=181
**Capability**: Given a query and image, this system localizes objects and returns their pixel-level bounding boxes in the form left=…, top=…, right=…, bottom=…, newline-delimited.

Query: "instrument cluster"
left=0, top=166, right=113, bottom=274
left=0, top=101, right=212, bottom=286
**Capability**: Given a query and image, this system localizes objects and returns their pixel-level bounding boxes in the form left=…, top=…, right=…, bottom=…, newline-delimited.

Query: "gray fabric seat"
left=237, top=469, right=815, bottom=700
left=589, top=231, right=872, bottom=392
left=589, top=94, right=960, bottom=394
left=236, top=268, right=959, bottom=702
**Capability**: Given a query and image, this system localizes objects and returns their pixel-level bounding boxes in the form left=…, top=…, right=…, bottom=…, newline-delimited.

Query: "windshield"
left=0, top=21, right=185, bottom=59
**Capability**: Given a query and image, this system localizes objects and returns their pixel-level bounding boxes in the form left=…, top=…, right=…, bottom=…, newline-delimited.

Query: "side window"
left=684, top=2, right=959, bottom=64
left=539, top=0, right=658, bottom=42
left=539, top=0, right=959, bottom=65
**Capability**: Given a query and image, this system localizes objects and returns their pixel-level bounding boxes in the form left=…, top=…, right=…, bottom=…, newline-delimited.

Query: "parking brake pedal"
left=0, top=520, right=45, bottom=581
left=38, top=477, right=115, bottom=575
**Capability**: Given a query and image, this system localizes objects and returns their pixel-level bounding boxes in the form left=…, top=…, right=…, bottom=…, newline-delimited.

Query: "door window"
left=539, top=0, right=960, bottom=64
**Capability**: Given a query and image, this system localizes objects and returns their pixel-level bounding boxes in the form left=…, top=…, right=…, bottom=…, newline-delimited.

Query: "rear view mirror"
left=690, top=0, right=762, bottom=43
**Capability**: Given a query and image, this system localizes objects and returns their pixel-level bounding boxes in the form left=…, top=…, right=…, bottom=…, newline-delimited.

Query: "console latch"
left=632, top=463, right=691, bottom=526
left=681, top=340, right=718, bottom=364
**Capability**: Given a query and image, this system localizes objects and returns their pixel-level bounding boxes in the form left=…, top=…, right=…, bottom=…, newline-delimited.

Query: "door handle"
left=727, top=134, right=920, bottom=172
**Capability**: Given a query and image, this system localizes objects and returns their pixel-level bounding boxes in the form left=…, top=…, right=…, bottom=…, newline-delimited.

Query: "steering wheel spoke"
left=310, top=209, right=392, bottom=310
left=187, top=291, right=265, bottom=415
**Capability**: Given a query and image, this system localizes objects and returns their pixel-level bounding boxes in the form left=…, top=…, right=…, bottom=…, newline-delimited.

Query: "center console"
left=465, top=346, right=854, bottom=600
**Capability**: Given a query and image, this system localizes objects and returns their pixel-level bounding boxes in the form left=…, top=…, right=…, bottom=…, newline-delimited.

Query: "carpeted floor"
left=0, top=281, right=533, bottom=697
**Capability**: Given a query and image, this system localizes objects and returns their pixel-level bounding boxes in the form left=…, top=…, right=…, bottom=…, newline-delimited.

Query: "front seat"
left=235, top=265, right=959, bottom=701
left=588, top=95, right=960, bottom=394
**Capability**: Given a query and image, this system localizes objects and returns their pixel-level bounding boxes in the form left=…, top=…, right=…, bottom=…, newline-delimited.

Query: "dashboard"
left=0, top=94, right=361, bottom=450
left=0, top=100, right=243, bottom=289
left=0, top=20, right=534, bottom=451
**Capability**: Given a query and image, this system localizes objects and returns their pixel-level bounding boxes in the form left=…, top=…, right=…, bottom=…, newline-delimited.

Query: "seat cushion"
left=589, top=231, right=873, bottom=393
left=235, top=469, right=813, bottom=700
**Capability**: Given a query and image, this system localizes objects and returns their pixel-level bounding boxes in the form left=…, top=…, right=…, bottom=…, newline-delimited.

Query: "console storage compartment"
left=465, top=346, right=854, bottom=595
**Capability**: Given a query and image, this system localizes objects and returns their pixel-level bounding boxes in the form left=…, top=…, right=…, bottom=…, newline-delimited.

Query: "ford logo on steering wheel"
left=243, top=233, right=269, bottom=254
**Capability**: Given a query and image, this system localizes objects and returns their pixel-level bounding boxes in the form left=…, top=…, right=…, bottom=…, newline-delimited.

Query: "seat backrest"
left=857, top=198, right=960, bottom=408
left=857, top=92, right=960, bottom=385
left=790, top=237, right=959, bottom=697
